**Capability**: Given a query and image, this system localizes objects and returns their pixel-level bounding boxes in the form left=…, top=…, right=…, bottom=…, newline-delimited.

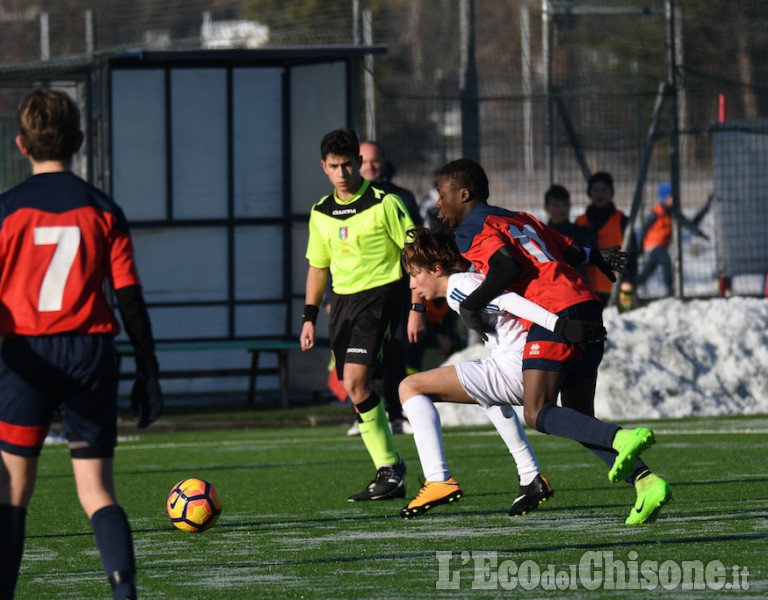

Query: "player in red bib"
left=0, top=89, right=162, bottom=600
left=435, top=158, right=671, bottom=525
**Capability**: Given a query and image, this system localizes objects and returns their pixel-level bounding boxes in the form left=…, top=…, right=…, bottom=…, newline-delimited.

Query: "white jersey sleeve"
left=446, top=272, right=559, bottom=330
left=492, top=289, right=560, bottom=332
left=446, top=272, right=559, bottom=353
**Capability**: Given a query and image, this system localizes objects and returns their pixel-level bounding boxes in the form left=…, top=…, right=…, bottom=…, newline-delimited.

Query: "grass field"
left=17, top=414, right=768, bottom=599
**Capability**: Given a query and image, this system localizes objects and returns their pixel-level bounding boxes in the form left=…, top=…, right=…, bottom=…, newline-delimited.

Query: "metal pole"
left=85, top=10, right=95, bottom=56
left=608, top=81, right=668, bottom=308
left=352, top=0, right=360, bottom=45
left=675, top=4, right=687, bottom=168
left=665, top=0, right=683, bottom=298
left=521, top=2, right=534, bottom=175
left=363, top=9, right=375, bottom=141
left=542, top=0, right=554, bottom=183
left=40, top=11, right=50, bottom=60
left=459, top=0, right=480, bottom=161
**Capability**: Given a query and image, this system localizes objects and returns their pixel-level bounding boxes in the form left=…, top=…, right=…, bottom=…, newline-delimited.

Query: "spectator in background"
left=544, top=184, right=594, bottom=279
left=354, top=140, right=422, bottom=435
left=360, top=141, right=422, bottom=227
left=575, top=172, right=638, bottom=310
left=636, top=182, right=710, bottom=298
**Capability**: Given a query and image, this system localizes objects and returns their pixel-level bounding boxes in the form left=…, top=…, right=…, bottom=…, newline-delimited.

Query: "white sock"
left=401, top=395, right=450, bottom=482
left=484, top=405, right=539, bottom=486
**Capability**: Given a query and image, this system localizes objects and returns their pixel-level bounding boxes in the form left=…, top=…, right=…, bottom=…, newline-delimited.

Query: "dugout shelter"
left=0, top=46, right=385, bottom=397
left=108, top=48, right=383, bottom=342
left=107, top=47, right=384, bottom=395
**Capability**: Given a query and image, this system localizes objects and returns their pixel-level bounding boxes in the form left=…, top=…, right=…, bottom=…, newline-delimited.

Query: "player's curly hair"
left=402, top=227, right=471, bottom=275
left=320, top=128, right=359, bottom=160
left=438, top=158, right=489, bottom=203
left=17, top=88, right=81, bottom=162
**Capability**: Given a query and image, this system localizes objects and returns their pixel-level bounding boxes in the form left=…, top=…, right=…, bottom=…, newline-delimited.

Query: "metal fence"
left=1, top=0, right=767, bottom=303
left=360, top=0, right=768, bottom=302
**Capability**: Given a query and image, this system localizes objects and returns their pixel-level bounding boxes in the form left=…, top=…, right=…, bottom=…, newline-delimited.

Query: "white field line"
left=40, top=425, right=764, bottom=451
left=446, top=428, right=768, bottom=436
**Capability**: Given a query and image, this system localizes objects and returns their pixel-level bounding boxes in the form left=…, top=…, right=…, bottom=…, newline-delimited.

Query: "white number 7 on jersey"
left=34, top=226, right=81, bottom=312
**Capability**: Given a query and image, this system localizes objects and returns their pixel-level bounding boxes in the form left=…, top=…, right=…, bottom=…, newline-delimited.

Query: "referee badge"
left=339, top=226, right=348, bottom=240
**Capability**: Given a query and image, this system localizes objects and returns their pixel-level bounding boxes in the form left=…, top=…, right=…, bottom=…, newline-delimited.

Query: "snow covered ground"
left=436, top=296, right=768, bottom=426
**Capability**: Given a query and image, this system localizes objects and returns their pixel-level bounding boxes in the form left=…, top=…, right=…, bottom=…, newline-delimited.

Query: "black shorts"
left=0, top=334, right=118, bottom=458
left=523, top=300, right=604, bottom=383
left=329, top=280, right=404, bottom=379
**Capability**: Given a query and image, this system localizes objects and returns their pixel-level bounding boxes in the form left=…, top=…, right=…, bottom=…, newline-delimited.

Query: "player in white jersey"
left=446, top=271, right=557, bottom=411
left=399, top=227, right=607, bottom=519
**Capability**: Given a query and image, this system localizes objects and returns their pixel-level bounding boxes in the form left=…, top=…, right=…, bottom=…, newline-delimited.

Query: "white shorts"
left=454, top=350, right=524, bottom=409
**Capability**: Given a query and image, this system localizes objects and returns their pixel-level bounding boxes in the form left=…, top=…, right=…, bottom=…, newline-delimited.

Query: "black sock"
left=91, top=505, right=137, bottom=600
left=580, top=442, right=649, bottom=482
left=630, top=466, right=652, bottom=484
left=536, top=404, right=619, bottom=449
left=0, top=504, right=27, bottom=600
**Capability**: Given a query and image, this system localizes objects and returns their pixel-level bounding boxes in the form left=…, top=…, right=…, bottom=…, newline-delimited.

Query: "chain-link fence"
left=1, top=0, right=766, bottom=303
left=361, top=1, right=768, bottom=303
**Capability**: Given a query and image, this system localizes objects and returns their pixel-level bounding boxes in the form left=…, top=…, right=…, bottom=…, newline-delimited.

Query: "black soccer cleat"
left=348, top=457, right=407, bottom=502
left=508, top=474, right=553, bottom=517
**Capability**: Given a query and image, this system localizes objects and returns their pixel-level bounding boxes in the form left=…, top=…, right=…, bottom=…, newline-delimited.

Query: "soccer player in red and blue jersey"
left=435, top=158, right=671, bottom=525
left=0, top=89, right=161, bottom=599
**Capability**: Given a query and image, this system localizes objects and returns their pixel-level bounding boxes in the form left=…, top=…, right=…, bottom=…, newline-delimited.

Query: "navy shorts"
left=522, top=301, right=604, bottom=383
left=0, top=334, right=118, bottom=458
left=329, top=280, right=403, bottom=379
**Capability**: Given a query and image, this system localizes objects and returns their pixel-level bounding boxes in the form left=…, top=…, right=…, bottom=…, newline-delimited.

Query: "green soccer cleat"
left=625, top=473, right=672, bottom=525
left=608, top=427, right=655, bottom=483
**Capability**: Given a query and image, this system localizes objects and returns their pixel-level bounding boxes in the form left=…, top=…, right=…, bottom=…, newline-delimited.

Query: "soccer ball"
left=166, top=478, right=222, bottom=533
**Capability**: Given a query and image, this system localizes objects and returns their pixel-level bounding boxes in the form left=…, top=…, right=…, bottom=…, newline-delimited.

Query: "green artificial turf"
left=16, top=415, right=768, bottom=599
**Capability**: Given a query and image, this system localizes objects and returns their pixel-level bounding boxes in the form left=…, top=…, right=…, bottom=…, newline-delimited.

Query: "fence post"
left=40, top=11, right=50, bottom=61
left=608, top=82, right=668, bottom=309
left=459, top=0, right=479, bottom=161
left=85, top=10, right=96, bottom=56
left=363, top=9, right=375, bottom=141
left=541, top=0, right=554, bottom=183
left=665, top=0, right=684, bottom=299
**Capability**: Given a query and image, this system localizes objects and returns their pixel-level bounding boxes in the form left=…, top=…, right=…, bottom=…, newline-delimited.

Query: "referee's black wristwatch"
left=410, top=302, right=427, bottom=313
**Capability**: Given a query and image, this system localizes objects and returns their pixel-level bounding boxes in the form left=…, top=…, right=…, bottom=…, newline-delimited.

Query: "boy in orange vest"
left=637, top=182, right=709, bottom=297
left=575, top=172, right=638, bottom=309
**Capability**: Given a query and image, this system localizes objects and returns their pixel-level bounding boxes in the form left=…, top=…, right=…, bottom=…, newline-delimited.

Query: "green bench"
left=115, top=339, right=299, bottom=408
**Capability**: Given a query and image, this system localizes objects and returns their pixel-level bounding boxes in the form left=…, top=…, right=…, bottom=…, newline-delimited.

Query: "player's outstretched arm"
left=115, top=284, right=163, bottom=428
left=494, top=288, right=606, bottom=344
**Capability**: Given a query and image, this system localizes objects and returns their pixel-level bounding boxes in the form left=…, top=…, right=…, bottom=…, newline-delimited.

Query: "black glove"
left=459, top=303, right=494, bottom=343
left=590, top=245, right=627, bottom=281
left=554, top=318, right=607, bottom=344
left=131, top=371, right=163, bottom=429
